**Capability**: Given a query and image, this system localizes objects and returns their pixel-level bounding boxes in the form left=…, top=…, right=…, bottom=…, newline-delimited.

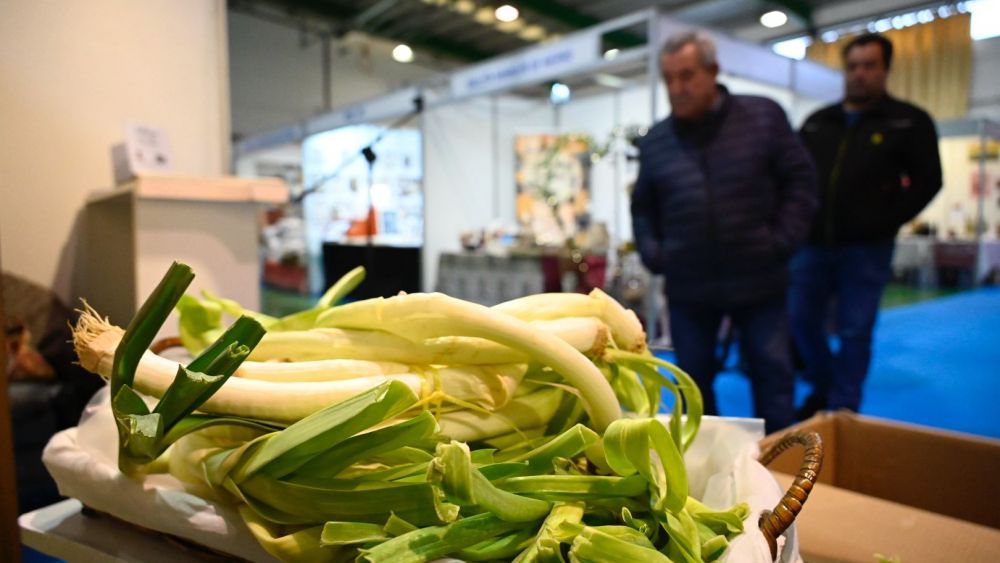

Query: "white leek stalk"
left=494, top=288, right=647, bottom=352
left=74, top=312, right=526, bottom=424
left=250, top=317, right=609, bottom=364
left=318, top=293, right=621, bottom=432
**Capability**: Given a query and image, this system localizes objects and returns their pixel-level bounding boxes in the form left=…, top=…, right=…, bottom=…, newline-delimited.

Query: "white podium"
left=80, top=175, right=288, bottom=333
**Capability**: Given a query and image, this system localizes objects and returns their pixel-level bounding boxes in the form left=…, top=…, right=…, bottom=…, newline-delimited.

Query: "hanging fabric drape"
left=806, top=13, right=972, bottom=119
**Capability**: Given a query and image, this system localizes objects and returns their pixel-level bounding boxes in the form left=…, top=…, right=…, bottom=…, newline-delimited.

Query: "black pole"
left=362, top=146, right=377, bottom=273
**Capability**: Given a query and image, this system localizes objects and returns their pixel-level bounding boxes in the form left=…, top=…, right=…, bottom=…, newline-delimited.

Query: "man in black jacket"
left=793, top=34, right=942, bottom=417
left=631, top=32, right=817, bottom=432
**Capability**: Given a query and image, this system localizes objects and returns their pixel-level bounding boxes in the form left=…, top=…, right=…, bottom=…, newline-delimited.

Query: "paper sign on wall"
left=112, top=122, right=174, bottom=184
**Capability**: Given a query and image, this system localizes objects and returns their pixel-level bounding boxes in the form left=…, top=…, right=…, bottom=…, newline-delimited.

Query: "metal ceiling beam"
left=239, top=0, right=487, bottom=62
left=514, top=0, right=644, bottom=48
left=366, top=2, right=428, bottom=37
left=252, top=0, right=356, bottom=23
left=337, top=0, right=400, bottom=36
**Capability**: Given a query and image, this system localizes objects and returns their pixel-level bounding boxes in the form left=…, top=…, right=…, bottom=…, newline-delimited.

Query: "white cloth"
left=43, top=388, right=802, bottom=562
left=43, top=387, right=276, bottom=562
left=677, top=416, right=802, bottom=563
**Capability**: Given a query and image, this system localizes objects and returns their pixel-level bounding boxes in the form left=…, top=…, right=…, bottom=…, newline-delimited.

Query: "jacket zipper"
left=825, top=125, right=853, bottom=245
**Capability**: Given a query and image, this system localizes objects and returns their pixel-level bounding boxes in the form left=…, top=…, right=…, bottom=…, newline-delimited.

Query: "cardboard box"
left=772, top=472, right=1000, bottom=562
left=761, top=412, right=1000, bottom=561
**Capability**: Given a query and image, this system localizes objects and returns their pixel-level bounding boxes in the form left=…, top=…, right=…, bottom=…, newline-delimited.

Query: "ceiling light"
left=603, top=48, right=620, bottom=60
left=760, top=10, right=788, bottom=28
left=495, top=4, right=519, bottom=23
left=474, top=7, right=495, bottom=24
left=392, top=44, right=414, bottom=63
left=549, top=82, right=570, bottom=105
left=518, top=24, right=546, bottom=41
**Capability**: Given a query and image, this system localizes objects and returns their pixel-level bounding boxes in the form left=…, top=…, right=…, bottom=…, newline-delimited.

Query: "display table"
left=978, top=239, right=1000, bottom=282
left=20, top=499, right=213, bottom=562
left=894, top=237, right=1000, bottom=286
left=436, top=250, right=607, bottom=305
left=892, top=236, right=936, bottom=287
left=80, top=175, right=287, bottom=332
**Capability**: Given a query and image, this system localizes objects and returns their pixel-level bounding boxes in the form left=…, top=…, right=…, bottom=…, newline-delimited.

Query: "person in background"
left=793, top=33, right=942, bottom=419
left=631, top=32, right=817, bottom=433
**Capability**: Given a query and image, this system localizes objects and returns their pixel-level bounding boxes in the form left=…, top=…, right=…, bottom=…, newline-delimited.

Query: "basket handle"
left=151, top=336, right=183, bottom=354
left=757, top=430, right=824, bottom=561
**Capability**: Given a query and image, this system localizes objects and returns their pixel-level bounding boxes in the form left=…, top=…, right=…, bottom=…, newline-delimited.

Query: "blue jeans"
left=788, top=242, right=895, bottom=412
left=668, top=295, right=795, bottom=434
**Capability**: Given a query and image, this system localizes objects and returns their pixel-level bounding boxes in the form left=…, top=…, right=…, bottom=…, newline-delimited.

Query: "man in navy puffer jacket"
left=631, top=32, right=817, bottom=432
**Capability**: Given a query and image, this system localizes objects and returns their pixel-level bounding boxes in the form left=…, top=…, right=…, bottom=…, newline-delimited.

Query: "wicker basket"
left=80, top=429, right=824, bottom=562
left=758, top=430, right=824, bottom=560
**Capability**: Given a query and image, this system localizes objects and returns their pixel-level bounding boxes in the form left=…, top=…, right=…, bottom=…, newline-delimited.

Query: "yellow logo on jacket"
left=871, top=132, right=884, bottom=145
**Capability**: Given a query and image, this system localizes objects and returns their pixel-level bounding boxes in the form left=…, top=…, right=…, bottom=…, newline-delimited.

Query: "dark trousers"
left=668, top=294, right=795, bottom=434
left=788, top=242, right=895, bottom=412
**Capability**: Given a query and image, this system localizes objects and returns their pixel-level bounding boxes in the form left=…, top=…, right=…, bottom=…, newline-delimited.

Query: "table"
left=892, top=236, right=936, bottom=287
left=20, top=499, right=217, bottom=562
left=436, top=250, right=607, bottom=306
left=978, top=239, right=1000, bottom=282
left=894, top=237, right=1000, bottom=286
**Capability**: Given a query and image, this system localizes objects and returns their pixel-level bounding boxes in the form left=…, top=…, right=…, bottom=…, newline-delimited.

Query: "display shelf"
left=87, top=174, right=287, bottom=205
left=79, top=175, right=288, bottom=334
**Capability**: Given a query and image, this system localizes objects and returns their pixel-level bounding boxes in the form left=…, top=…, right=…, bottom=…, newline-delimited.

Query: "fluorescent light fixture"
left=970, top=0, right=1000, bottom=40
left=392, top=44, right=414, bottom=63
left=495, top=4, right=519, bottom=22
left=549, top=82, right=571, bottom=104
left=603, top=48, right=620, bottom=60
left=760, top=10, right=788, bottom=28
left=772, top=36, right=811, bottom=60
left=593, top=73, right=626, bottom=88
left=821, top=30, right=840, bottom=43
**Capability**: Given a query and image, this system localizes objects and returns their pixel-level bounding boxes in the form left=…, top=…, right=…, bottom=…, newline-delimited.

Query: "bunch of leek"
left=73, top=262, right=749, bottom=562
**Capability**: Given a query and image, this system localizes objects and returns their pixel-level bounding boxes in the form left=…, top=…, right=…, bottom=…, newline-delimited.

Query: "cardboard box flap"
left=762, top=411, right=1000, bottom=529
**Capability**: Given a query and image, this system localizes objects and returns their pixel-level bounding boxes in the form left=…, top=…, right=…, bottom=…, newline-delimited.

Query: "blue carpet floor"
left=661, top=287, right=1000, bottom=440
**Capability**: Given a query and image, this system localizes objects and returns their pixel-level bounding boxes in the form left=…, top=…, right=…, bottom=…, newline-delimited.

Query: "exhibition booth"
left=234, top=10, right=843, bottom=305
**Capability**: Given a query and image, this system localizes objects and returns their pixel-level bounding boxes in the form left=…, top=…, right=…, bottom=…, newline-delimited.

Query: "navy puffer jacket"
left=631, top=87, right=817, bottom=306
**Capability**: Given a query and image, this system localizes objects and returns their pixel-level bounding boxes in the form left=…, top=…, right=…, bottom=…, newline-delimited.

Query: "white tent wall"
left=422, top=95, right=553, bottom=291
left=423, top=81, right=664, bottom=293
left=557, top=85, right=656, bottom=255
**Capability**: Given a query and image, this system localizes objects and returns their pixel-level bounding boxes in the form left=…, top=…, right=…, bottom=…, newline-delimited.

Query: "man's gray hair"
left=660, top=31, right=718, bottom=68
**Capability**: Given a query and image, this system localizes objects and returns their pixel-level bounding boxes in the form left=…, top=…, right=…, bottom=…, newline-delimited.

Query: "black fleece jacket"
left=799, top=95, right=942, bottom=245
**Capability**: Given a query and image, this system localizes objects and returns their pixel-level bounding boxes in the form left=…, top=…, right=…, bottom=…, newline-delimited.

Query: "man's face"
left=660, top=43, right=718, bottom=120
left=844, top=42, right=889, bottom=105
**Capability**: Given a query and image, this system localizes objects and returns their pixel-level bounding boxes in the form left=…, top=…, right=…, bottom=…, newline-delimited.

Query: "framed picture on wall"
left=514, top=134, right=591, bottom=246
